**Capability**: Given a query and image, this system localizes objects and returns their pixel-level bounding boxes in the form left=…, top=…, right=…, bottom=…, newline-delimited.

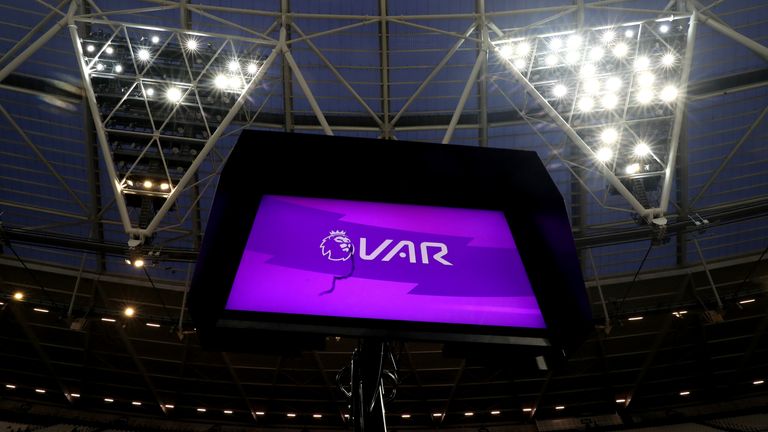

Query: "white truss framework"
left=0, top=0, right=765, bottom=242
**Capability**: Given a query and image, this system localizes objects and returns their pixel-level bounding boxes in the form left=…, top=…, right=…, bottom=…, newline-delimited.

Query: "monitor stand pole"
left=350, top=338, right=389, bottom=432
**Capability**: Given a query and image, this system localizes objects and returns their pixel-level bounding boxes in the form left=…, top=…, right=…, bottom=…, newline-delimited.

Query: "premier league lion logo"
left=320, top=230, right=354, bottom=261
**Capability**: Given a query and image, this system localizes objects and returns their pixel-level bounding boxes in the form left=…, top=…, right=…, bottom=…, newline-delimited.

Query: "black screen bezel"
left=190, top=131, right=592, bottom=351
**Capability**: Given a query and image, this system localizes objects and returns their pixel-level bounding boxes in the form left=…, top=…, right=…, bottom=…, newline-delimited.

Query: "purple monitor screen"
left=225, top=195, right=546, bottom=329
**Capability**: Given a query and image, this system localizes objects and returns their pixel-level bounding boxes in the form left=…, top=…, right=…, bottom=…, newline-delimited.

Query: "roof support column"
left=442, top=52, right=484, bottom=144
left=281, top=0, right=294, bottom=133
left=476, top=0, right=488, bottom=148
left=379, top=0, right=391, bottom=138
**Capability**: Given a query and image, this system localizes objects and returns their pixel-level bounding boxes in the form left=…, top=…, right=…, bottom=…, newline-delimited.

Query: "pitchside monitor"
left=191, top=131, right=592, bottom=351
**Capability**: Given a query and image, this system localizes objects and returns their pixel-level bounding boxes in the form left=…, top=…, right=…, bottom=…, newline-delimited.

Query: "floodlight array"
left=75, top=25, right=268, bottom=231
left=495, top=16, right=692, bottom=210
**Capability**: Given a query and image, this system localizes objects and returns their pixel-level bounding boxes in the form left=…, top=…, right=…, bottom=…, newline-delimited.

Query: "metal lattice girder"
left=68, top=19, right=279, bottom=239
left=491, top=14, right=697, bottom=219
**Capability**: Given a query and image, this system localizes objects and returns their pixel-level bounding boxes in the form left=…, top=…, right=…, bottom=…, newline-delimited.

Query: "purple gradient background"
left=225, top=195, right=546, bottom=329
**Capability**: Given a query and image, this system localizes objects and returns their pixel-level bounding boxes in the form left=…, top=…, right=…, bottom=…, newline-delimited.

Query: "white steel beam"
left=379, top=0, right=390, bottom=138
left=695, top=7, right=768, bottom=62
left=0, top=0, right=68, bottom=67
left=442, top=51, right=484, bottom=144
left=0, top=0, right=77, bottom=83
left=391, top=23, right=476, bottom=127
left=659, top=13, right=698, bottom=215
left=68, top=22, right=134, bottom=235
left=291, top=23, right=384, bottom=130
left=281, top=28, right=333, bottom=136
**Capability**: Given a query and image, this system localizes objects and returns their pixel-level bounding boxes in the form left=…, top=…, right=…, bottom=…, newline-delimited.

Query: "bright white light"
left=104, top=398, right=114, bottom=402
left=227, top=76, right=243, bottom=89
left=114, top=64, right=123, bottom=73
left=549, top=37, right=563, bottom=50
left=13, top=292, right=24, bottom=301
left=583, top=78, right=600, bottom=94
left=513, top=58, right=526, bottom=70
left=33, top=308, right=49, bottom=313
left=634, top=142, right=651, bottom=156
left=105, top=46, right=114, bottom=55
left=146, top=323, right=161, bottom=328
left=516, top=41, right=531, bottom=57
left=679, top=391, right=690, bottom=396
left=589, top=46, right=605, bottom=62
left=565, top=50, right=580, bottom=64
left=432, top=413, right=443, bottom=417
left=401, top=414, right=411, bottom=419
left=214, top=74, right=229, bottom=89
left=661, top=52, right=676, bottom=66
left=5, top=385, right=15, bottom=389
left=151, top=35, right=160, bottom=44
left=578, top=96, right=595, bottom=112
left=101, top=318, right=116, bottom=322
left=137, top=48, right=151, bottom=62
left=313, top=414, right=322, bottom=418
left=567, top=34, right=582, bottom=48
left=625, top=163, right=641, bottom=174
left=124, top=307, right=135, bottom=317
left=634, top=56, right=650, bottom=70
left=601, top=30, right=616, bottom=44
left=624, top=29, right=634, bottom=38
left=605, top=76, right=622, bottom=92
left=659, top=84, right=678, bottom=102
left=86, top=44, right=95, bottom=53
left=185, top=38, right=199, bottom=51
left=143, top=180, right=153, bottom=188
left=600, top=128, right=619, bottom=144
left=580, top=63, right=597, bottom=77
left=616, top=399, right=626, bottom=403
left=166, top=87, right=183, bottom=103
left=628, top=316, right=644, bottom=321
left=286, top=413, right=296, bottom=417
left=464, top=412, right=474, bottom=417
left=552, top=84, right=567, bottom=98
left=70, top=393, right=80, bottom=398
left=636, top=88, right=654, bottom=104
left=555, top=406, right=565, bottom=410
left=754, top=380, right=765, bottom=385
left=545, top=54, right=558, bottom=66
left=612, top=42, right=629, bottom=58
left=159, top=182, right=170, bottom=191
left=225, top=410, right=234, bottom=415
left=227, top=60, right=240, bottom=72
left=596, top=147, right=613, bottom=162
left=164, top=404, right=175, bottom=409
left=246, top=62, right=259, bottom=74
left=197, top=408, right=207, bottom=413
left=499, top=44, right=514, bottom=59
left=491, top=410, right=501, bottom=415
left=132, top=401, right=142, bottom=406
left=36, top=389, right=46, bottom=394
left=133, top=259, right=144, bottom=268
left=145, top=87, right=154, bottom=97
left=636, top=72, right=655, bottom=88
left=660, top=24, right=670, bottom=33
left=95, top=63, right=105, bottom=71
